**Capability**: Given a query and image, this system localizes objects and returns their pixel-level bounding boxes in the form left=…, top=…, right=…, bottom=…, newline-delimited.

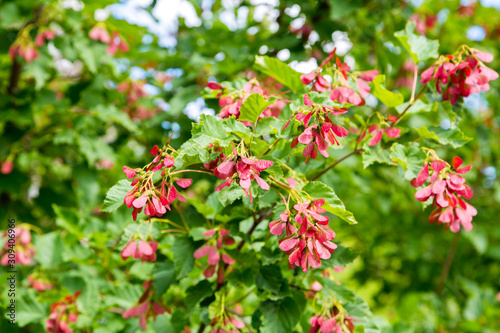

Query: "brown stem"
left=393, top=85, right=427, bottom=125
left=436, top=232, right=460, bottom=295
left=260, top=138, right=281, bottom=157
left=7, top=5, right=44, bottom=96
left=310, top=148, right=362, bottom=181
left=7, top=58, right=22, bottom=96
left=197, top=323, right=206, bottom=333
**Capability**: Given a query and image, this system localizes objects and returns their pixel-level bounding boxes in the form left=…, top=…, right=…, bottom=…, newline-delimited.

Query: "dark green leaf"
left=100, top=179, right=131, bottom=213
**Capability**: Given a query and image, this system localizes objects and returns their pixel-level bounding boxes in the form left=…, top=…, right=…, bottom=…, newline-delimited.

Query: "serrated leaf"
left=321, top=279, right=373, bottom=322
left=303, top=182, right=358, bottom=224
left=238, top=93, right=272, bottom=124
left=390, top=143, right=426, bottom=180
left=218, top=183, right=245, bottom=206
left=432, top=101, right=457, bottom=124
left=185, top=280, right=213, bottom=311
left=254, top=55, right=304, bottom=92
left=152, top=260, right=175, bottom=296
left=16, top=289, right=48, bottom=327
left=260, top=297, right=301, bottom=333
left=303, top=181, right=344, bottom=209
left=100, top=179, right=131, bottom=213
left=371, top=75, right=404, bottom=108
left=323, top=244, right=358, bottom=267
left=395, top=21, right=439, bottom=63
left=414, top=126, right=472, bottom=148
left=362, top=143, right=392, bottom=168
left=395, top=99, right=433, bottom=115
left=256, top=264, right=283, bottom=293
left=172, top=236, right=195, bottom=279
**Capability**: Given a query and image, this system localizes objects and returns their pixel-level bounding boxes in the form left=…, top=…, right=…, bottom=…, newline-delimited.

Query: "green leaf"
left=256, top=264, right=283, bottom=293
left=371, top=75, right=404, bottom=108
left=53, top=204, right=83, bottom=237
left=208, top=290, right=224, bottom=319
left=238, top=93, right=273, bottom=124
left=171, top=308, right=188, bottom=333
left=390, top=143, right=426, bottom=180
left=414, top=126, right=472, bottom=148
left=100, top=179, right=131, bottom=213
left=153, top=260, right=176, bottom=296
left=218, top=183, right=245, bottom=206
left=185, top=280, right=214, bottom=311
left=16, top=289, right=47, bottom=327
left=303, top=181, right=344, bottom=209
left=94, top=105, right=138, bottom=133
left=254, top=55, right=304, bottom=92
left=323, top=244, right=358, bottom=267
left=395, top=99, right=433, bottom=115
left=432, top=101, right=457, bottom=124
left=34, top=232, right=64, bottom=268
left=197, top=114, right=230, bottom=139
left=303, top=182, right=358, bottom=224
left=260, top=297, right=301, bottom=333
left=172, top=236, right=195, bottom=279
left=362, top=142, right=392, bottom=168
left=395, top=21, right=439, bottom=63
left=321, top=279, right=373, bottom=321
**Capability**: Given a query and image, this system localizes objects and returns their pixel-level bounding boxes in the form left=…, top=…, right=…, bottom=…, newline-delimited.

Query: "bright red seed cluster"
left=46, top=291, right=80, bottom=333
left=420, top=47, right=498, bottom=104
left=286, top=94, right=348, bottom=163
left=412, top=156, right=477, bottom=232
left=212, top=145, right=273, bottom=202
left=123, top=144, right=192, bottom=221
left=122, top=280, right=169, bottom=330
left=89, top=24, right=129, bottom=55
left=193, top=228, right=236, bottom=284
left=300, top=50, right=379, bottom=106
left=1, top=226, right=35, bottom=266
left=272, top=198, right=337, bottom=272
left=309, top=306, right=356, bottom=333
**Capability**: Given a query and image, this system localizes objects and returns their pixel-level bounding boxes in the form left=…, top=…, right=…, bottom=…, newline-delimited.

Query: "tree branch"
left=310, top=148, right=362, bottom=181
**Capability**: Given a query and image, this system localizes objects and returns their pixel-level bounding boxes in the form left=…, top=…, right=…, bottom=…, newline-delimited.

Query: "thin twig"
left=393, top=85, right=427, bottom=125
left=260, top=138, right=281, bottom=157
left=310, top=148, right=362, bottom=181
left=410, top=65, right=419, bottom=103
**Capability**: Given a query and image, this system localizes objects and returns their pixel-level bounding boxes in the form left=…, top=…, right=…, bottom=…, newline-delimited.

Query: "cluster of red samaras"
left=309, top=306, right=356, bottom=333
left=121, top=238, right=159, bottom=262
left=122, top=280, right=169, bottom=330
left=421, top=48, right=498, bottom=104
left=9, top=28, right=56, bottom=63
left=89, top=24, right=129, bottom=55
left=46, top=291, right=80, bottom=333
left=205, top=145, right=274, bottom=203
left=300, top=50, right=379, bottom=107
left=193, top=228, right=235, bottom=284
left=270, top=198, right=337, bottom=272
left=117, top=80, right=160, bottom=120
left=123, top=144, right=192, bottom=221
left=286, top=94, right=349, bottom=163
left=412, top=156, right=477, bottom=232
left=365, top=115, right=402, bottom=147
left=207, top=79, right=288, bottom=125
left=0, top=226, right=35, bottom=266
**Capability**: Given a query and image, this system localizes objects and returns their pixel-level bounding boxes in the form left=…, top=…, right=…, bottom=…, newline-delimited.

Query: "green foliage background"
left=0, top=0, right=499, bottom=332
